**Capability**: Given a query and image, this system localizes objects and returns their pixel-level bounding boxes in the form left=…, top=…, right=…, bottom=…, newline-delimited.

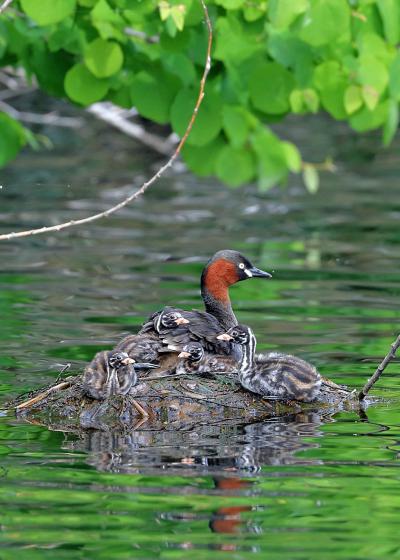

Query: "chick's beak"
left=178, top=351, right=191, bottom=359
left=217, top=333, right=234, bottom=341
left=175, top=317, right=190, bottom=325
left=248, top=266, right=272, bottom=279
left=122, top=357, right=135, bottom=365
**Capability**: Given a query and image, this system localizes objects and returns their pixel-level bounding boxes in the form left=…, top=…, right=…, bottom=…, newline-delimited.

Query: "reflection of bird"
left=114, top=308, right=190, bottom=363
left=82, top=350, right=157, bottom=400
left=218, top=325, right=322, bottom=402
left=176, top=342, right=239, bottom=376
left=139, top=250, right=271, bottom=362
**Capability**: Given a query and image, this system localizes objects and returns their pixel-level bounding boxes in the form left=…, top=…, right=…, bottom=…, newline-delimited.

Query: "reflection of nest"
left=9, top=371, right=368, bottom=473
left=60, top=411, right=341, bottom=475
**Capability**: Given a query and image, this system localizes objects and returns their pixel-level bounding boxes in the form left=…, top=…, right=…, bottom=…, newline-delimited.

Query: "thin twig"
left=359, top=334, right=400, bottom=401
left=0, top=0, right=212, bottom=241
left=0, top=0, right=14, bottom=14
left=15, top=380, right=72, bottom=410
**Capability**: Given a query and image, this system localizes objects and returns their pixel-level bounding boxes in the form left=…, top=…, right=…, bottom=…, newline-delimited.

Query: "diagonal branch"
left=0, top=0, right=14, bottom=14
left=0, top=0, right=212, bottom=241
left=359, top=334, right=400, bottom=401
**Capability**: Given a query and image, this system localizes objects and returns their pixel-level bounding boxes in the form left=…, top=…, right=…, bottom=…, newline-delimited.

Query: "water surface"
left=0, top=113, right=399, bottom=559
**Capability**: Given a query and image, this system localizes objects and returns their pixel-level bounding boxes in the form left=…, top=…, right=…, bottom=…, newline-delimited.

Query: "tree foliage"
left=1, top=0, right=400, bottom=190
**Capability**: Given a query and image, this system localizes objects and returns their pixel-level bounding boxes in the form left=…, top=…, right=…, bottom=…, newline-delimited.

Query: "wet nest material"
left=9, top=371, right=365, bottom=432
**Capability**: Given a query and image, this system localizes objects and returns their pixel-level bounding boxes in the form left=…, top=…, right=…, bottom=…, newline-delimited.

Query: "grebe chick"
left=218, top=325, right=322, bottom=402
left=176, top=342, right=239, bottom=376
left=115, top=308, right=189, bottom=363
left=83, top=350, right=157, bottom=400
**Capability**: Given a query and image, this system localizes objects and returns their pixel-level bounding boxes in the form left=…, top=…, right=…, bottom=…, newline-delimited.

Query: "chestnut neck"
left=200, top=260, right=239, bottom=330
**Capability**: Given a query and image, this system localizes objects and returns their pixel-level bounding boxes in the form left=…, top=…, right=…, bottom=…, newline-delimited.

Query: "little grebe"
left=83, top=350, right=157, bottom=400
left=176, top=341, right=239, bottom=376
left=140, top=250, right=271, bottom=359
left=218, top=325, right=322, bottom=402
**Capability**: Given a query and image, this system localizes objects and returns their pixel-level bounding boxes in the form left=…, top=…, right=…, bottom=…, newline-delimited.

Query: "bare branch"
left=124, top=27, right=159, bottom=43
left=87, top=102, right=175, bottom=156
left=359, top=334, right=400, bottom=401
left=0, top=0, right=212, bottom=241
left=0, top=100, right=83, bottom=127
left=0, top=0, right=14, bottom=14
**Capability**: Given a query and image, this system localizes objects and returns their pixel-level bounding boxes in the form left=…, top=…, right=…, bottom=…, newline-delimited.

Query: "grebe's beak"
left=178, top=351, right=191, bottom=358
left=134, top=362, right=159, bottom=369
left=175, top=317, right=190, bottom=325
left=217, top=333, right=234, bottom=341
left=247, top=266, right=272, bottom=279
left=122, top=357, right=135, bottom=365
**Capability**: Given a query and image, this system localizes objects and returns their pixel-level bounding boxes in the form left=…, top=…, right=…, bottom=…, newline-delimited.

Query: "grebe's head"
left=160, top=309, right=189, bottom=329
left=108, top=351, right=135, bottom=369
left=178, top=342, right=204, bottom=362
left=217, top=324, right=253, bottom=345
left=203, top=250, right=271, bottom=288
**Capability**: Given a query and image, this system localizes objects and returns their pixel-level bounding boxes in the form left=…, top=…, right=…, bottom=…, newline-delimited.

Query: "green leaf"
left=90, top=0, right=125, bottom=39
left=290, top=89, right=304, bottom=113
left=303, top=89, right=319, bottom=112
left=215, top=0, right=244, bottom=8
left=214, top=16, right=263, bottom=64
left=282, top=141, right=301, bottom=172
left=350, top=100, right=389, bottom=132
left=181, top=136, right=225, bottom=176
left=20, top=0, right=76, bottom=26
left=222, top=105, right=251, bottom=148
left=268, top=0, right=308, bottom=29
left=171, top=88, right=222, bottom=146
left=0, top=21, right=8, bottom=59
left=362, top=85, right=379, bottom=111
left=249, top=61, right=295, bottom=115
left=299, top=0, right=350, bottom=46
left=383, top=99, right=399, bottom=146
left=216, top=145, right=255, bottom=186
left=356, top=32, right=392, bottom=65
left=251, top=126, right=289, bottom=190
left=377, top=0, right=400, bottom=45
left=303, top=164, right=319, bottom=194
left=389, top=52, right=400, bottom=101
left=243, top=3, right=267, bottom=22
left=170, top=5, right=186, bottom=31
left=0, top=113, right=26, bottom=167
left=84, top=39, right=124, bottom=78
left=358, top=54, right=389, bottom=97
left=131, top=69, right=179, bottom=124
left=344, top=85, right=363, bottom=114
left=313, top=61, right=347, bottom=119
left=163, top=53, right=196, bottom=87
left=64, top=63, right=109, bottom=105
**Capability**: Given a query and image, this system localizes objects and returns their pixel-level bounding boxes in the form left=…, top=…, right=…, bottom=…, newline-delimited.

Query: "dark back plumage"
left=140, top=307, right=241, bottom=359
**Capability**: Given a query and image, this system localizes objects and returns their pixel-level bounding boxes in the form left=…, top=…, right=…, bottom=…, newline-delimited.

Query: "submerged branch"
left=359, top=334, right=400, bottom=401
left=0, top=0, right=213, bottom=241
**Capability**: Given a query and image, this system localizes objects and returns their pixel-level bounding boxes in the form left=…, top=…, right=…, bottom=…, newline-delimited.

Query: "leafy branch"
left=0, top=0, right=212, bottom=241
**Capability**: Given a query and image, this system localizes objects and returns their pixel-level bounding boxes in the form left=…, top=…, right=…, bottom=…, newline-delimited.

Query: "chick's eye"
left=239, top=263, right=245, bottom=270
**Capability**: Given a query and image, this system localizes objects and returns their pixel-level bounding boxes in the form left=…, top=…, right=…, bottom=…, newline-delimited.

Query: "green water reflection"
left=0, top=116, right=399, bottom=558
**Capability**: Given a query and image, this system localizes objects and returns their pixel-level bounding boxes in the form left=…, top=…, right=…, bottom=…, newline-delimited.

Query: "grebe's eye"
left=239, top=263, right=245, bottom=269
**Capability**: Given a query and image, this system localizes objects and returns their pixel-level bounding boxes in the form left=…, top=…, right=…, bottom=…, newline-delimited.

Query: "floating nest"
left=9, top=370, right=365, bottom=433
